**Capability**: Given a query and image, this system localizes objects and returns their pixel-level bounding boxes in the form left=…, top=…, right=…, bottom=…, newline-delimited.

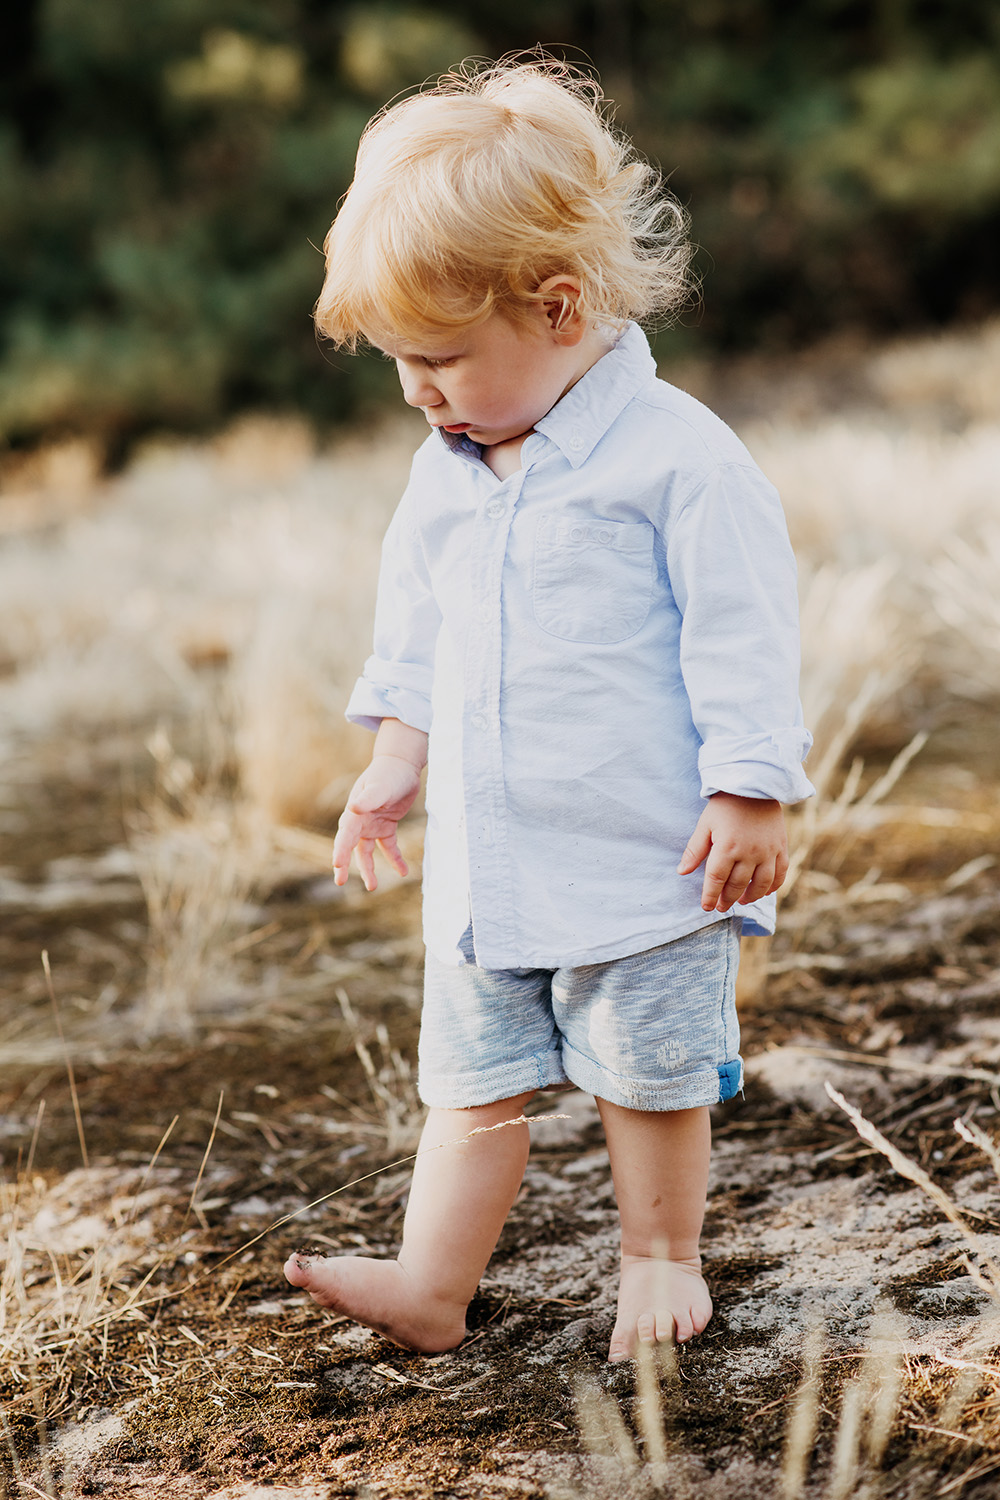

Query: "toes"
left=672, top=1308, right=694, bottom=1342
left=283, top=1252, right=314, bottom=1289
left=692, top=1299, right=713, bottom=1336
left=636, top=1311, right=657, bottom=1345
left=609, top=1311, right=679, bottom=1363
left=655, top=1311, right=678, bottom=1344
left=608, top=1326, right=634, bottom=1364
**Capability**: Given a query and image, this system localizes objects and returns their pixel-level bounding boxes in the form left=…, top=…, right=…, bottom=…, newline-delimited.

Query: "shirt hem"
left=424, top=910, right=754, bottom=970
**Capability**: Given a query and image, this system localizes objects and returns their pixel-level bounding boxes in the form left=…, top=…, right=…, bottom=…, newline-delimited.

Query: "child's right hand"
left=332, top=754, right=423, bottom=891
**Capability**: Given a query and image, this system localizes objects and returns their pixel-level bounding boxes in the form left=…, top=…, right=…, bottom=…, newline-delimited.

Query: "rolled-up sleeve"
left=345, top=492, right=442, bottom=734
left=666, top=463, right=815, bottom=804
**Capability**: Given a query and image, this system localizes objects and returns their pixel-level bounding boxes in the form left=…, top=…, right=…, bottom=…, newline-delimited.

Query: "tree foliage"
left=2, top=0, right=1000, bottom=446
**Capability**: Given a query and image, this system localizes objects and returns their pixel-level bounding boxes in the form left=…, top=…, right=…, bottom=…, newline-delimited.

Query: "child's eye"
left=423, top=356, right=456, bottom=370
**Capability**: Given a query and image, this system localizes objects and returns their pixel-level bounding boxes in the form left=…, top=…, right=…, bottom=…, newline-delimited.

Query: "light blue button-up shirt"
left=346, top=323, right=814, bottom=968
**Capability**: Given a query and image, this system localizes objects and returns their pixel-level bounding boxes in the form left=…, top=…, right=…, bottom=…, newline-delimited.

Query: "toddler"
left=284, top=58, right=814, bottom=1363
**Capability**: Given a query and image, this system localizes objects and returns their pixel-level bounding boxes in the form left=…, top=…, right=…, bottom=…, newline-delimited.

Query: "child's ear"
left=535, top=276, right=587, bottom=344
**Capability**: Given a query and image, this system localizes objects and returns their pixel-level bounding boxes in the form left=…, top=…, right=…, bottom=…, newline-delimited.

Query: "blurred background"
left=2, top=2, right=1000, bottom=1043
left=2, top=0, right=1000, bottom=455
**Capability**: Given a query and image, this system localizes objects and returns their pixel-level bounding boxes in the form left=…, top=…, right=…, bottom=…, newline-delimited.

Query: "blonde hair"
left=316, top=56, right=692, bottom=348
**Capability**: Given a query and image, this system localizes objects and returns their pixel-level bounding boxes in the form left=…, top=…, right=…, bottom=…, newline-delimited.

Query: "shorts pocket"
left=533, top=514, right=655, bottom=644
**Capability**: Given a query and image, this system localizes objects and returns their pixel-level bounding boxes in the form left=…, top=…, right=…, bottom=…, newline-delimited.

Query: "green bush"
left=2, top=0, right=1000, bottom=447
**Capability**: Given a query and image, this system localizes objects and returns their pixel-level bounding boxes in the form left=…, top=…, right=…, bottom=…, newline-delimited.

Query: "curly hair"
left=316, top=55, right=692, bottom=348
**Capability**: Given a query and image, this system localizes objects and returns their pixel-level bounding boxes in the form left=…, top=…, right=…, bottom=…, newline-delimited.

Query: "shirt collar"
left=436, top=428, right=482, bottom=460
left=533, top=322, right=657, bottom=468
left=434, top=321, right=657, bottom=469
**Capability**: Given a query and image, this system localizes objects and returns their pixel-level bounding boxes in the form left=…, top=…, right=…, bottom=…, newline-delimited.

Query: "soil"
left=3, top=718, right=1000, bottom=1500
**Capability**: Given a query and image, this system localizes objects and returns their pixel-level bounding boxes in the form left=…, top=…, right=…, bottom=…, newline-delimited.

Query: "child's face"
left=375, top=308, right=587, bottom=449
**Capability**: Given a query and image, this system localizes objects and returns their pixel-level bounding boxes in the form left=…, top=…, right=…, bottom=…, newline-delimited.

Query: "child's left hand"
left=678, top=792, right=788, bottom=913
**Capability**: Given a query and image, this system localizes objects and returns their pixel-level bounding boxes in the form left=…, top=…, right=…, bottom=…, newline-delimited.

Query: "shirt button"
left=596, top=529, right=611, bottom=544
left=470, top=712, right=488, bottom=731
left=486, top=499, right=506, bottom=519
left=569, top=435, right=584, bottom=451
left=570, top=526, right=585, bottom=542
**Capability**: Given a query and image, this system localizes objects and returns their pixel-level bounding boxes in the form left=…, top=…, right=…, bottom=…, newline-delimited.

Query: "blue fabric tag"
left=717, top=1059, right=743, bottom=1102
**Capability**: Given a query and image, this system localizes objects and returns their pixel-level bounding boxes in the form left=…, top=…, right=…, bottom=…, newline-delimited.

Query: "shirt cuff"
left=732, top=896, right=776, bottom=938
left=345, top=670, right=433, bottom=735
left=699, top=728, right=815, bottom=804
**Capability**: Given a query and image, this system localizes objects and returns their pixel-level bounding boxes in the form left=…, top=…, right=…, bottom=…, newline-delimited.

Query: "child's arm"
left=677, top=792, right=788, bottom=914
left=332, top=718, right=429, bottom=892
left=666, top=465, right=814, bottom=814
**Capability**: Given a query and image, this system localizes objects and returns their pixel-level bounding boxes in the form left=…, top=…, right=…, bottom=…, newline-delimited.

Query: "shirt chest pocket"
left=533, top=515, right=656, bottom=644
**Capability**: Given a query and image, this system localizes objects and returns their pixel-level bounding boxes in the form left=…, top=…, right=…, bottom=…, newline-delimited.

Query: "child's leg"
left=596, top=1101, right=712, bottom=1363
left=284, top=1091, right=534, bottom=1353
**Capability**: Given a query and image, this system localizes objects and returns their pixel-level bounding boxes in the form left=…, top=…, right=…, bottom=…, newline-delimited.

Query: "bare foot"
left=283, top=1252, right=467, bottom=1354
left=607, top=1253, right=712, bottom=1363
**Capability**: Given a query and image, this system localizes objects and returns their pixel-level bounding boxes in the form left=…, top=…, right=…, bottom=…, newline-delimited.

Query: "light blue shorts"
left=418, top=918, right=742, bottom=1112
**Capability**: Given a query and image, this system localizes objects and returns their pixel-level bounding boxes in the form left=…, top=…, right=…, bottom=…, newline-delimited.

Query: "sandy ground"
left=4, top=339, right=1000, bottom=1493
left=3, top=716, right=1000, bottom=1499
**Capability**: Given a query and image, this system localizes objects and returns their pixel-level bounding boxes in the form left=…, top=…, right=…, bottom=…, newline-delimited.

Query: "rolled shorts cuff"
left=417, top=1049, right=569, bottom=1110
left=561, top=1042, right=745, bottom=1111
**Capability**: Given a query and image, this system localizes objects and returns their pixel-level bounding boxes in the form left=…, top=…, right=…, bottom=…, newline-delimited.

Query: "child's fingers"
left=333, top=805, right=411, bottom=890
left=737, top=859, right=777, bottom=905
left=769, top=849, right=790, bottom=894
left=355, top=837, right=378, bottom=892
left=332, top=814, right=362, bottom=885
left=701, top=856, right=756, bottom=911
left=376, top=832, right=409, bottom=878
left=677, top=824, right=711, bottom=875
left=698, top=864, right=730, bottom=910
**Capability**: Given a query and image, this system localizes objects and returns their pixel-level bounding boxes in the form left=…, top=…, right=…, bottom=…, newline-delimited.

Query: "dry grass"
left=564, top=1313, right=912, bottom=1500
left=828, top=1086, right=1000, bottom=1300
left=823, top=1307, right=905, bottom=1500
left=0, top=413, right=420, bottom=1039
left=869, top=318, right=1000, bottom=425
left=130, top=810, right=262, bottom=1042
left=1, top=1096, right=567, bottom=1484
left=931, top=527, right=1000, bottom=698
left=795, top=560, right=916, bottom=799
left=558, top=1100, right=1000, bottom=1500
left=0, top=1159, right=184, bottom=1426
left=325, top=985, right=424, bottom=1156
left=781, top=1321, right=825, bottom=1499
left=2, top=327, right=1000, bottom=1494
left=1, top=336, right=999, bottom=1018
left=749, top=417, right=1000, bottom=569
left=0, top=415, right=415, bottom=759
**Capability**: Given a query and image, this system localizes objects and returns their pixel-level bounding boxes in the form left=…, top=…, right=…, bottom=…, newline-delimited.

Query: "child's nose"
left=398, top=365, right=441, bottom=409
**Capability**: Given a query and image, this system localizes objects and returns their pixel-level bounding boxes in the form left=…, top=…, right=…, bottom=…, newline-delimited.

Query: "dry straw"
left=572, top=1318, right=676, bottom=1487
left=823, top=1305, right=905, bottom=1500
left=825, top=1084, right=1000, bottom=1483
left=334, top=986, right=423, bottom=1155
left=561, top=1091, right=1000, bottom=1500
left=129, top=729, right=263, bottom=1040
left=2, top=1102, right=570, bottom=1436
left=3, top=332, right=999, bottom=1042
left=825, top=1084, right=1000, bottom=1298
left=781, top=1320, right=824, bottom=1499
